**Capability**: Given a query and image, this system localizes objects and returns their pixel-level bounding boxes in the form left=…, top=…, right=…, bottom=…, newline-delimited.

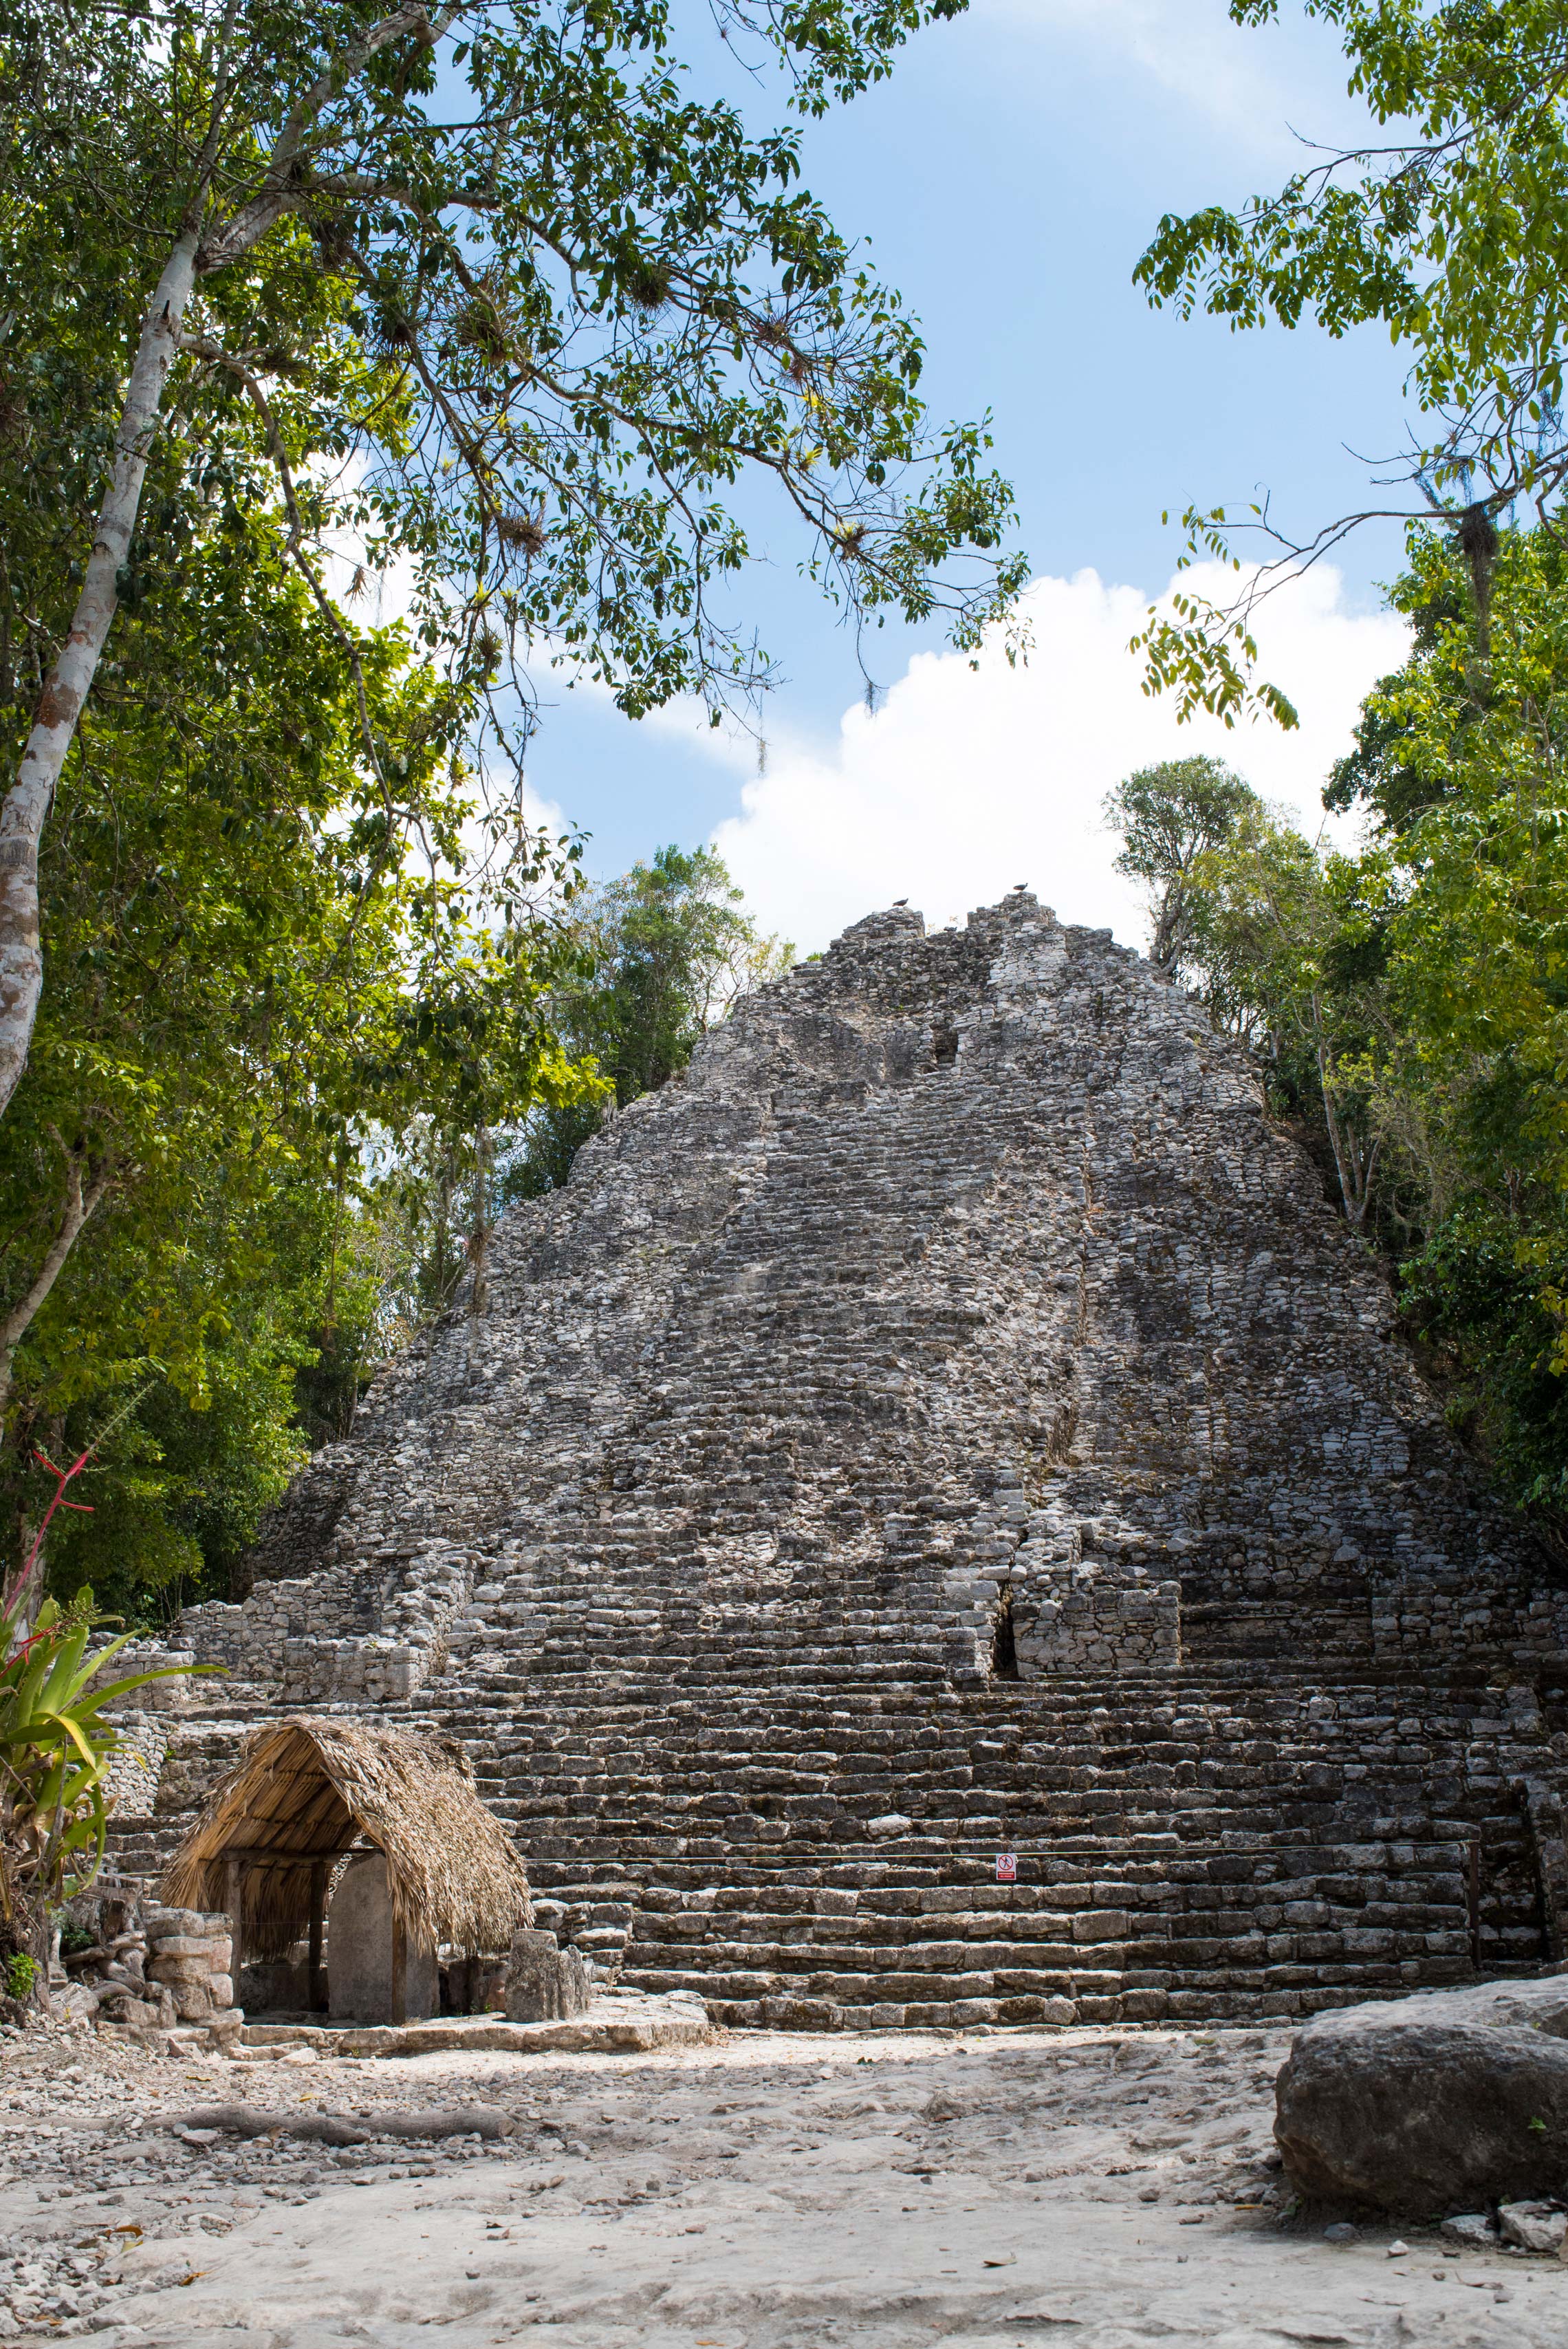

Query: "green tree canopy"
left=514, top=842, right=791, bottom=1197
left=1320, top=523, right=1568, bottom=1511
left=1131, top=0, right=1568, bottom=721
left=0, top=496, right=591, bottom=1625
left=0, top=0, right=1024, bottom=1114
left=559, top=845, right=792, bottom=1103
left=1102, top=755, right=1261, bottom=976
left=1110, top=517, right=1568, bottom=1523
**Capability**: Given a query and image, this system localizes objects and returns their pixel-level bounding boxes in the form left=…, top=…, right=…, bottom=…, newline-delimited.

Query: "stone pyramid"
left=120, top=896, right=1568, bottom=2027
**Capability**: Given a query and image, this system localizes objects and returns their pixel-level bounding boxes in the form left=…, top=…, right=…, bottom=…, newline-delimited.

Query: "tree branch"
left=0, top=1143, right=116, bottom=1425
left=177, top=333, right=389, bottom=797
left=196, top=5, right=466, bottom=272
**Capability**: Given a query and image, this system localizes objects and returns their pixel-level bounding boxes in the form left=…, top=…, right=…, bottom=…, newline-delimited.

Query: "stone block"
left=1072, top=1910, right=1129, bottom=1945
left=505, top=1929, right=591, bottom=2022
left=759, top=1995, right=841, bottom=2029
left=146, top=1933, right=223, bottom=1959
left=327, top=1852, right=438, bottom=2024
left=1276, top=1976, right=1568, bottom=2212
left=146, top=1953, right=215, bottom=1985
left=144, top=1909, right=206, bottom=1940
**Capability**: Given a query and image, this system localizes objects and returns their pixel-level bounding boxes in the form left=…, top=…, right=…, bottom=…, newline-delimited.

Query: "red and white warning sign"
left=995, top=1852, right=1017, bottom=1883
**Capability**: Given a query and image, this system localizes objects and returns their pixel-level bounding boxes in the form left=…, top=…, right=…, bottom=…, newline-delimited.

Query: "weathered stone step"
left=107, top=1632, right=1558, bottom=2037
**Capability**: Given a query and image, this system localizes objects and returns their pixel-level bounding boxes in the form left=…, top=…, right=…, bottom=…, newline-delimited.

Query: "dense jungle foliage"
left=0, top=831, right=777, bottom=1630
left=1109, top=520, right=1568, bottom=1537
left=1111, top=0, right=1568, bottom=1543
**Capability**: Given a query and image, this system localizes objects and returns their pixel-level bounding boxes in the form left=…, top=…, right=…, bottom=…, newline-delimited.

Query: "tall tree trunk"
left=0, top=231, right=199, bottom=1118
left=469, top=1123, right=491, bottom=1317
left=1315, top=1029, right=1378, bottom=1233
left=0, top=1154, right=115, bottom=1430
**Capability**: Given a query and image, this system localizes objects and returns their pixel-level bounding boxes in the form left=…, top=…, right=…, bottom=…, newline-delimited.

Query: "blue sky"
left=512, top=0, right=1419, bottom=945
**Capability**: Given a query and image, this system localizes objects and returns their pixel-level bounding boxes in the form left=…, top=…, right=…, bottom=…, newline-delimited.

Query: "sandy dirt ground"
left=0, top=2019, right=1562, bottom=2348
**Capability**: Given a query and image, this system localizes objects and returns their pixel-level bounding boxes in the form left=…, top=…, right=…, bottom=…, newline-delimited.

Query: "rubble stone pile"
left=52, top=1892, right=242, bottom=2049
left=102, top=896, right=1568, bottom=2031
left=142, top=1909, right=239, bottom=2035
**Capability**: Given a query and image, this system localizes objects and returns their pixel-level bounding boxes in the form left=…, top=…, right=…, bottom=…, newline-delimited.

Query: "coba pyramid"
left=120, top=894, right=1568, bottom=2026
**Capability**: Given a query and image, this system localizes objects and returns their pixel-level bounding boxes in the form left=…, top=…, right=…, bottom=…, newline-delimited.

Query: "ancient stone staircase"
left=109, top=1653, right=1559, bottom=2030
left=477, top=1663, right=1554, bottom=2020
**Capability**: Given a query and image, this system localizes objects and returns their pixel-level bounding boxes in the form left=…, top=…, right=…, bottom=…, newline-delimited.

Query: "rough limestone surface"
left=109, top=896, right=1568, bottom=2028
left=339, top=1989, right=717, bottom=2055
left=505, top=1926, right=592, bottom=2022
left=1274, top=1974, right=1568, bottom=2211
left=30, top=2015, right=1568, bottom=2349
left=327, top=1854, right=439, bottom=2024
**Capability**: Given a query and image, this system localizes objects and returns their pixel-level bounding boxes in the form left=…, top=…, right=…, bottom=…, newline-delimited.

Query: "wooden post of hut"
left=224, top=1852, right=245, bottom=1993
left=307, top=1862, right=327, bottom=2012
left=391, top=1909, right=407, bottom=2026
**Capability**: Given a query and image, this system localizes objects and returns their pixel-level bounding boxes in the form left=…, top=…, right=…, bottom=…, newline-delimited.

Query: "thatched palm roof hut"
left=162, top=1719, right=531, bottom=1995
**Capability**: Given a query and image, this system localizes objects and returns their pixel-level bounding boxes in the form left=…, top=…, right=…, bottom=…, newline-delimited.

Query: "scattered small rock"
left=1499, top=2200, right=1567, bottom=2253
left=1441, top=2213, right=1496, bottom=2249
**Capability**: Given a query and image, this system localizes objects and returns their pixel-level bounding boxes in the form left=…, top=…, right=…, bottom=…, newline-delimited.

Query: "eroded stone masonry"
left=111, top=895, right=1568, bottom=2027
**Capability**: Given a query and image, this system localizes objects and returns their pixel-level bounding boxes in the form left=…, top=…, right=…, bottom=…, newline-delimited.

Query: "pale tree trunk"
left=0, top=231, right=200, bottom=1118
left=468, top=1123, right=491, bottom=1317
left=0, top=6, right=455, bottom=1125
left=1149, top=878, right=1187, bottom=973
left=0, top=1149, right=115, bottom=1429
left=1315, top=1027, right=1380, bottom=1233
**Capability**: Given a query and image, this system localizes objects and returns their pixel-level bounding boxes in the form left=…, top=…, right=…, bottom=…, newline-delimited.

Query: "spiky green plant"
left=1, top=1590, right=202, bottom=1902
left=0, top=1443, right=214, bottom=1988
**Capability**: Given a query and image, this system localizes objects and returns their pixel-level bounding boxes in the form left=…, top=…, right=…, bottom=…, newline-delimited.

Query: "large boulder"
left=1276, top=1975, right=1568, bottom=2213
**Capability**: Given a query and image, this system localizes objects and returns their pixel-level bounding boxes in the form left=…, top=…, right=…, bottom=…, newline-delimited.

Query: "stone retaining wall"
left=1017, top=1563, right=1182, bottom=1673
left=169, top=1543, right=474, bottom=1701
left=143, top=1907, right=239, bottom=2031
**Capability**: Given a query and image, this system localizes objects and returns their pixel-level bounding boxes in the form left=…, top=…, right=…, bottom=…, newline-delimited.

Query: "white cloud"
left=977, top=0, right=1363, bottom=159
left=708, top=563, right=1408, bottom=955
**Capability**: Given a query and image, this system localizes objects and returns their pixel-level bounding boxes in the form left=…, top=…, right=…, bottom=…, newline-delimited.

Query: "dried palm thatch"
left=161, top=1718, right=531, bottom=1960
